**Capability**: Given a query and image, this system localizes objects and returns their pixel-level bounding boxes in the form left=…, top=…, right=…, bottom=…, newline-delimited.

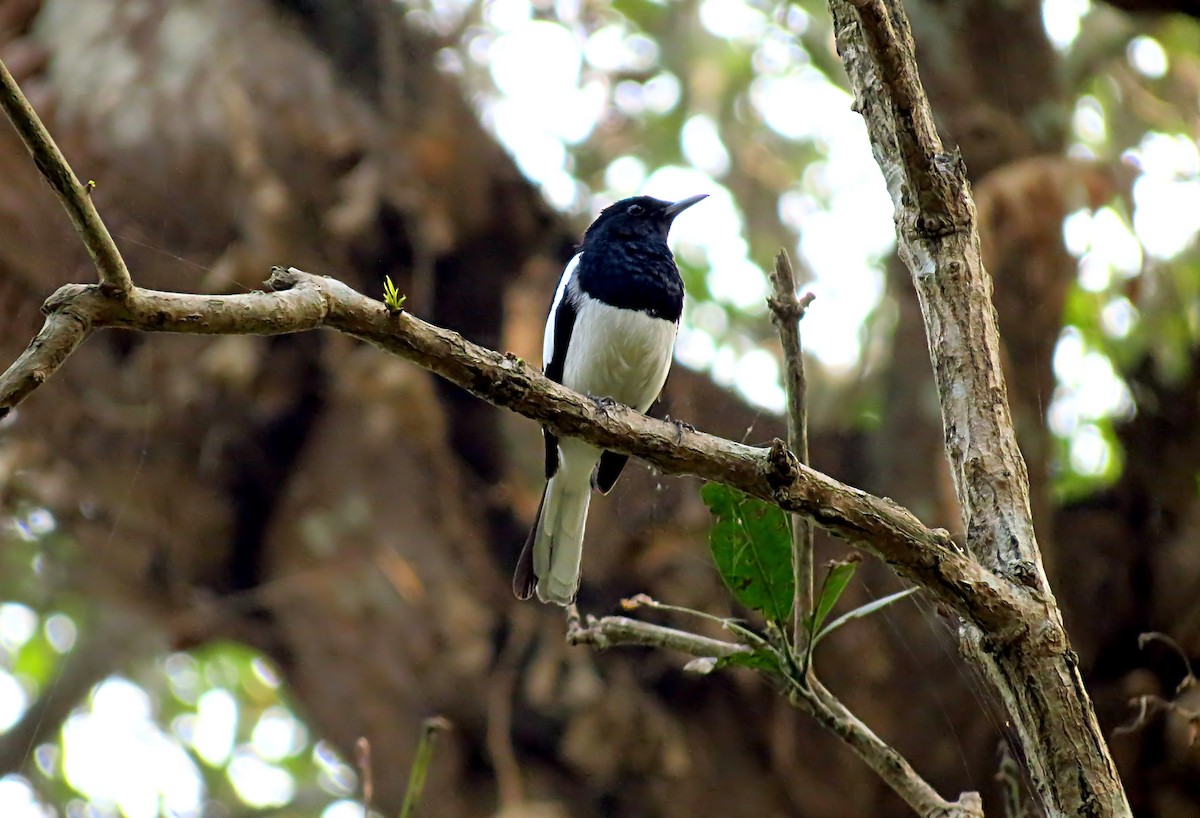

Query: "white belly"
left=562, top=296, right=677, bottom=413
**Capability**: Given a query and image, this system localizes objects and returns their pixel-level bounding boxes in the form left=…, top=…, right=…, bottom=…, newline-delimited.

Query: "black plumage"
left=513, top=194, right=707, bottom=604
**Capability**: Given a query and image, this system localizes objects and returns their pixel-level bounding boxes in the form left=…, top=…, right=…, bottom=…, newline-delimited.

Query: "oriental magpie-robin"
left=513, top=193, right=708, bottom=605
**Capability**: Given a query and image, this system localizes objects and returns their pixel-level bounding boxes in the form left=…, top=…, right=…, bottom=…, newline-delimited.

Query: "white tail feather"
left=533, top=473, right=592, bottom=605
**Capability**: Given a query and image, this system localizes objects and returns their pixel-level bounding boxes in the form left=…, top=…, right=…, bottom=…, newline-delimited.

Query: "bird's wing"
left=541, top=253, right=581, bottom=479
left=543, top=253, right=581, bottom=371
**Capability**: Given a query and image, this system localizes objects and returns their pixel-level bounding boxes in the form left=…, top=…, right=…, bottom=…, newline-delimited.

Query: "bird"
left=513, top=193, right=708, bottom=605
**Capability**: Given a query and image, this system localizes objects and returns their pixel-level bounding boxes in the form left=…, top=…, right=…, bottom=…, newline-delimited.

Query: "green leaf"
left=701, top=483, right=793, bottom=624
left=812, top=587, right=919, bottom=647
left=809, top=559, right=857, bottom=636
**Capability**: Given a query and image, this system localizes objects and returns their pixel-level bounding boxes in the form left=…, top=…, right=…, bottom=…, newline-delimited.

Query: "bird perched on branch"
left=513, top=194, right=708, bottom=605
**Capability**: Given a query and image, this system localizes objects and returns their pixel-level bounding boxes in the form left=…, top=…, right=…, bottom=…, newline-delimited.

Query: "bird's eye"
left=626, top=204, right=645, bottom=216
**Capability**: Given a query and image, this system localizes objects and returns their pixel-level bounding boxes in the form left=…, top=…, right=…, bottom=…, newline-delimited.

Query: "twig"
left=789, top=677, right=983, bottom=817
left=1137, top=631, right=1197, bottom=689
left=0, top=56, right=132, bottom=293
left=565, top=608, right=981, bottom=816
left=0, top=300, right=91, bottom=420
left=0, top=269, right=1031, bottom=636
left=566, top=607, right=752, bottom=659
left=766, top=249, right=816, bottom=655
left=398, top=717, right=450, bottom=818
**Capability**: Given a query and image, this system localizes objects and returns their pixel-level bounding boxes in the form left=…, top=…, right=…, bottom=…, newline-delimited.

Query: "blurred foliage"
left=0, top=513, right=362, bottom=817
left=1048, top=7, right=1200, bottom=497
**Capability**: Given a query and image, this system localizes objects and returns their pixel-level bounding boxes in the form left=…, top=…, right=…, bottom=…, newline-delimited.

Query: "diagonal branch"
left=0, top=268, right=1032, bottom=639
left=838, top=0, right=1037, bottom=580
left=0, top=58, right=132, bottom=294
left=792, top=678, right=983, bottom=818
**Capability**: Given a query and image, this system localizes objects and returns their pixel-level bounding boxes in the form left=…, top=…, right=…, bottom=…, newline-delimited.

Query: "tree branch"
left=790, top=679, right=983, bottom=818
left=566, top=608, right=982, bottom=817
left=0, top=57, right=132, bottom=294
left=566, top=609, right=750, bottom=659
left=0, top=267, right=1032, bottom=640
left=829, top=0, right=1132, bottom=814
left=839, top=0, right=1037, bottom=579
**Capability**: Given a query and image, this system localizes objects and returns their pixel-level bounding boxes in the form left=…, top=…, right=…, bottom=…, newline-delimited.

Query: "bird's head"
left=582, top=194, right=708, bottom=246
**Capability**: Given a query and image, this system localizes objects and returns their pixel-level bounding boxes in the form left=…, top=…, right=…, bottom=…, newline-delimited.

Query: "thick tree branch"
left=0, top=267, right=1032, bottom=640
left=839, top=0, right=1037, bottom=580
left=830, top=0, right=1132, bottom=815
left=0, top=57, right=132, bottom=294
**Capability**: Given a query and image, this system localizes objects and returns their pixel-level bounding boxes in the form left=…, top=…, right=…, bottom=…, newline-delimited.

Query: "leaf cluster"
left=677, top=483, right=916, bottom=683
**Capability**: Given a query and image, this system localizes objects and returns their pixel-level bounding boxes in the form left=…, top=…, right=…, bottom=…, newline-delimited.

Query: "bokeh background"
left=1, top=0, right=1199, bottom=815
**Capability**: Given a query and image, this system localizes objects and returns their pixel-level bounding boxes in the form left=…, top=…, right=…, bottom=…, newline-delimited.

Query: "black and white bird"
left=513, top=193, right=707, bottom=605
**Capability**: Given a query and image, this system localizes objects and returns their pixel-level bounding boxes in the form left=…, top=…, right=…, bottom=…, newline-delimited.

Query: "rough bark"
left=829, top=1, right=1130, bottom=815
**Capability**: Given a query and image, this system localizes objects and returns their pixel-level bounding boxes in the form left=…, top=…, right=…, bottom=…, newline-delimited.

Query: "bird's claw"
left=666, top=415, right=696, bottom=443
left=589, top=395, right=619, bottom=413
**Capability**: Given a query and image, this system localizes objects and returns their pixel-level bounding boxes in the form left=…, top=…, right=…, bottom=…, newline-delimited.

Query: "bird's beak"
left=662, top=194, right=709, bottom=220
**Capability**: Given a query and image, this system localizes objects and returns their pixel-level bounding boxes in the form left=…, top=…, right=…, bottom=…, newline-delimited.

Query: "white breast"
left=562, top=292, right=678, bottom=413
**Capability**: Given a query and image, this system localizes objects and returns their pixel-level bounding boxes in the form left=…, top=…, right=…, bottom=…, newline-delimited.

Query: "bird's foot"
left=589, top=394, right=620, bottom=414
left=666, top=415, right=696, bottom=443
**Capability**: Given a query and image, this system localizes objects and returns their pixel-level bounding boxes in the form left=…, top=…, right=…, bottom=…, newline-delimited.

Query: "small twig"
left=0, top=56, right=133, bottom=293
left=621, top=594, right=776, bottom=654
left=766, top=249, right=816, bottom=655
left=789, top=676, right=984, bottom=817
left=566, top=607, right=980, bottom=816
left=566, top=606, right=752, bottom=660
left=1137, top=631, right=1197, bottom=691
left=398, top=717, right=451, bottom=818
left=355, top=737, right=373, bottom=818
